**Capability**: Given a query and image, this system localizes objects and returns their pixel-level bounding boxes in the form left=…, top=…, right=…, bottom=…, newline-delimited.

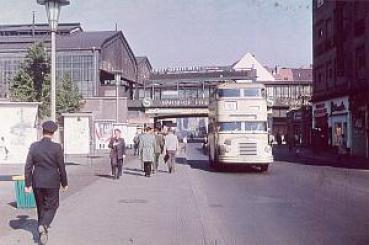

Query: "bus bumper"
left=218, top=155, right=273, bottom=165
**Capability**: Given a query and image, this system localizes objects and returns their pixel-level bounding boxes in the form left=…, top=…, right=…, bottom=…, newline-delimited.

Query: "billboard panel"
left=0, top=103, right=38, bottom=164
left=64, top=116, right=91, bottom=155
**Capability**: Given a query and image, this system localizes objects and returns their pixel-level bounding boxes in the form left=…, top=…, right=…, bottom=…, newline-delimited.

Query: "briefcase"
left=164, top=154, right=169, bottom=163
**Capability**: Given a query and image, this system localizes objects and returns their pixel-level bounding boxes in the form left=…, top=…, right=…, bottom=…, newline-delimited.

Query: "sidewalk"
left=273, top=145, right=369, bottom=169
left=0, top=152, right=209, bottom=245
left=0, top=154, right=111, bottom=241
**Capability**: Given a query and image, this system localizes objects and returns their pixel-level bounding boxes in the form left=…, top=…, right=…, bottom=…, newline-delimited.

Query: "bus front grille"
left=239, top=142, right=257, bottom=155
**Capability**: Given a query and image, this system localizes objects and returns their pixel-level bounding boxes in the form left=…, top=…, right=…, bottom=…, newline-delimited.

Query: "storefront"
left=312, top=101, right=329, bottom=151
left=313, top=96, right=351, bottom=153
left=350, top=92, right=369, bottom=158
left=287, top=106, right=312, bottom=146
left=330, top=97, right=351, bottom=151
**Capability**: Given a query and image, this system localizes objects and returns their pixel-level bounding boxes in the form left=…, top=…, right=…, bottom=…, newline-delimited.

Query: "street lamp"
left=113, top=71, right=122, bottom=123
left=37, top=0, right=70, bottom=122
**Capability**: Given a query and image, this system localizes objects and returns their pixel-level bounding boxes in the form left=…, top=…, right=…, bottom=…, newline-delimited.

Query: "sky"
left=0, top=0, right=312, bottom=69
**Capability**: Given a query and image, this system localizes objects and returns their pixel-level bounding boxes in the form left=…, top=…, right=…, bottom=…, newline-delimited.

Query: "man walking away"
left=24, top=121, right=68, bottom=245
left=139, top=126, right=156, bottom=177
left=133, top=130, right=140, bottom=156
left=165, top=128, right=179, bottom=173
left=108, top=129, right=126, bottom=179
left=154, top=127, right=165, bottom=173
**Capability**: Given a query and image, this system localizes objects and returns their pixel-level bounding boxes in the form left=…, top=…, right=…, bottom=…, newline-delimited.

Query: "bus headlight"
left=219, top=144, right=231, bottom=155
left=264, top=145, right=272, bottom=153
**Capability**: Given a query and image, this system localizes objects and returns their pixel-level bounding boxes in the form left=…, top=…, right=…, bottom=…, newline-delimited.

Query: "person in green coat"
left=139, top=126, right=156, bottom=177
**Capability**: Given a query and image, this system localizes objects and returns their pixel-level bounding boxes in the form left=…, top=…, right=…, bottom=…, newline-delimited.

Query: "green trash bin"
left=13, top=175, right=36, bottom=209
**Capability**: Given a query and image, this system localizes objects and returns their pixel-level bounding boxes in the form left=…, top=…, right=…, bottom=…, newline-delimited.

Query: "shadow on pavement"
left=178, top=156, right=266, bottom=174
left=157, top=169, right=169, bottom=174
left=123, top=167, right=145, bottom=177
left=7, top=202, right=17, bottom=208
left=273, top=145, right=369, bottom=170
left=124, top=167, right=142, bottom=172
left=123, top=170, right=144, bottom=177
left=9, top=215, right=38, bottom=244
left=95, top=174, right=115, bottom=179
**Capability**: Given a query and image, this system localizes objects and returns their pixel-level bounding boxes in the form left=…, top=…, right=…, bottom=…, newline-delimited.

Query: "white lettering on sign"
left=160, top=99, right=207, bottom=107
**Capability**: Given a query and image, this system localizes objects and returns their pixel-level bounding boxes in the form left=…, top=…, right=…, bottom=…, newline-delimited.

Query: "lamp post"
left=37, top=0, right=70, bottom=122
left=113, top=71, right=122, bottom=123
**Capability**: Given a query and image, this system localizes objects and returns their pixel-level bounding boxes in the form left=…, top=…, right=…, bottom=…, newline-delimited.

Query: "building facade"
left=312, top=0, right=369, bottom=158
left=0, top=23, right=138, bottom=100
left=131, top=53, right=312, bottom=140
left=230, top=54, right=312, bottom=141
left=0, top=23, right=141, bottom=151
left=263, top=68, right=312, bottom=140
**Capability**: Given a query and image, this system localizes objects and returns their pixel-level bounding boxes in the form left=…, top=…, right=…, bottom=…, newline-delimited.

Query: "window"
left=244, top=122, right=267, bottom=132
left=267, top=87, right=273, bottom=98
left=282, top=86, right=289, bottom=97
left=218, top=89, right=240, bottom=97
left=218, top=121, right=267, bottom=132
left=356, top=45, right=366, bottom=69
left=218, top=122, right=242, bottom=132
left=243, top=88, right=261, bottom=97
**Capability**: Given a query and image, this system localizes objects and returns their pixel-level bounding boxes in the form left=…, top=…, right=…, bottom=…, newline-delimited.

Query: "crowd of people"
left=109, top=125, right=180, bottom=178
left=23, top=122, right=181, bottom=244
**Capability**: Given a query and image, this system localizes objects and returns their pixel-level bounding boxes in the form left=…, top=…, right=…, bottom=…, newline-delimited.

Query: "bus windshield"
left=218, top=122, right=242, bottom=132
left=218, top=89, right=240, bottom=97
left=244, top=121, right=267, bottom=131
left=218, top=121, right=267, bottom=132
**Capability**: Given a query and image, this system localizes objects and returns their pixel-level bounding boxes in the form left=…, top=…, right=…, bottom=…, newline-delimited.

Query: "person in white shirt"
left=164, top=128, right=179, bottom=173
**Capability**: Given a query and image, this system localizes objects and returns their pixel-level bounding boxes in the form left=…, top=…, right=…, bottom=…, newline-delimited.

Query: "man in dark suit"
left=108, top=128, right=126, bottom=179
left=24, top=120, right=68, bottom=245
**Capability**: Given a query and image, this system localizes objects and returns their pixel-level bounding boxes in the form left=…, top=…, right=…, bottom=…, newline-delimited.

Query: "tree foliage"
left=9, top=42, right=82, bottom=119
left=56, top=75, right=82, bottom=114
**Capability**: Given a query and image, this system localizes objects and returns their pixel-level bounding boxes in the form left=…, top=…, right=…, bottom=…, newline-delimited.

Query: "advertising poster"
left=112, top=123, right=137, bottom=147
left=64, top=116, right=91, bottom=155
left=95, top=122, right=114, bottom=150
left=0, top=103, right=39, bottom=164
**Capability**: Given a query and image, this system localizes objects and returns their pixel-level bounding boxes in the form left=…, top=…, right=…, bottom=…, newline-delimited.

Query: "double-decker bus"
left=208, top=82, right=273, bottom=171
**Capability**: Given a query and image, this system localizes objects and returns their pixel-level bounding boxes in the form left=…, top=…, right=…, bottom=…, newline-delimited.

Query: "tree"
left=56, top=75, right=82, bottom=115
left=9, top=42, right=82, bottom=119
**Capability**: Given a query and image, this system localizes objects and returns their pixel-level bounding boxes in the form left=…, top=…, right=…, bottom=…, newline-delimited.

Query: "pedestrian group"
left=23, top=122, right=179, bottom=244
left=135, top=126, right=179, bottom=177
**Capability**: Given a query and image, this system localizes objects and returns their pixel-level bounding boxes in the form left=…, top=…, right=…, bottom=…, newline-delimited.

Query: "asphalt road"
left=2, top=145, right=369, bottom=245
left=186, top=143, right=369, bottom=245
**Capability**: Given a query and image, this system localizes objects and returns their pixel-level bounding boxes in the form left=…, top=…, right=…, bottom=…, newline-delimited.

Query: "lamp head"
left=37, top=0, right=70, bottom=6
left=37, top=0, right=70, bottom=32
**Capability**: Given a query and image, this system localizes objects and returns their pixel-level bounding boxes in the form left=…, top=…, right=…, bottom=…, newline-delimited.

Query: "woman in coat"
left=139, top=126, right=156, bottom=177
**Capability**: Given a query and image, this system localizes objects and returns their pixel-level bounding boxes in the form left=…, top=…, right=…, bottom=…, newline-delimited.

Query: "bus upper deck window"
left=218, top=89, right=241, bottom=97
left=243, top=89, right=262, bottom=97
